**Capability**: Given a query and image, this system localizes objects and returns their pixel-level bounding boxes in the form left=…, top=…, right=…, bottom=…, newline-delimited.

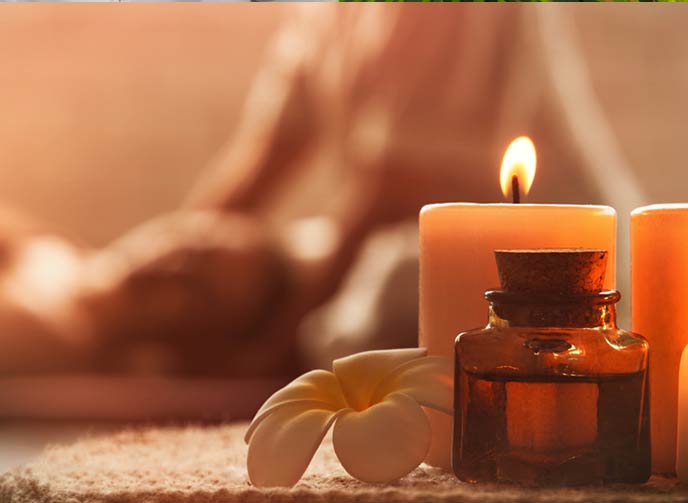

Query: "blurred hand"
left=76, top=211, right=291, bottom=376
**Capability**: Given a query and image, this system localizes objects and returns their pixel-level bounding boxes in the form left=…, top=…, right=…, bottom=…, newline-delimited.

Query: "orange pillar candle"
left=631, top=204, right=688, bottom=475
left=419, top=138, right=617, bottom=469
left=677, top=344, right=688, bottom=481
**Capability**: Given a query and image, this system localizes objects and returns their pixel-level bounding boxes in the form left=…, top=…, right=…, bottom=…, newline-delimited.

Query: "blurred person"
left=184, top=5, right=640, bottom=370
left=0, top=6, right=642, bottom=383
left=184, top=6, right=521, bottom=370
left=0, top=7, right=513, bottom=378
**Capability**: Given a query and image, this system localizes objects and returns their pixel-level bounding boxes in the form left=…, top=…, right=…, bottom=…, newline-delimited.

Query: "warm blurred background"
left=1, top=3, right=687, bottom=471
left=0, top=5, right=280, bottom=245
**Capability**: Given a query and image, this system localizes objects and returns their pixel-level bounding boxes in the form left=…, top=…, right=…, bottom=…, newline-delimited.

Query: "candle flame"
left=500, top=136, right=537, bottom=199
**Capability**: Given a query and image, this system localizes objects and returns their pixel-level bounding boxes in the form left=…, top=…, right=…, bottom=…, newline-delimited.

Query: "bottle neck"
left=486, top=290, right=620, bottom=329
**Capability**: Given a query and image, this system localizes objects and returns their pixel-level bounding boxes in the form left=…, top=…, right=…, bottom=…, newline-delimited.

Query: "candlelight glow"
left=500, top=136, right=537, bottom=199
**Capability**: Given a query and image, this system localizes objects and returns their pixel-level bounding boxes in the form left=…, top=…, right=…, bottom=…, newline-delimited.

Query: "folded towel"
left=0, top=422, right=682, bottom=503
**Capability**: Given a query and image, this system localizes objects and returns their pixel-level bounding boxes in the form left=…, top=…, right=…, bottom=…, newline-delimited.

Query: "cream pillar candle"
left=677, top=344, right=688, bottom=481
left=632, top=204, right=688, bottom=475
left=419, top=204, right=617, bottom=469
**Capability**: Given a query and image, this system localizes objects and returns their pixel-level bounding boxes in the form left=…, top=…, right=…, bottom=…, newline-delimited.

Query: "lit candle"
left=419, top=137, right=617, bottom=469
left=631, top=203, right=688, bottom=475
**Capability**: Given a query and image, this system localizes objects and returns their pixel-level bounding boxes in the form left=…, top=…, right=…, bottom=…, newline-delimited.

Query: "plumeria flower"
left=244, top=348, right=452, bottom=487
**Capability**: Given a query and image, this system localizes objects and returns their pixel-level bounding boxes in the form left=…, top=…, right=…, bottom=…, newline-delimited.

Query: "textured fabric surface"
left=1, top=422, right=687, bottom=503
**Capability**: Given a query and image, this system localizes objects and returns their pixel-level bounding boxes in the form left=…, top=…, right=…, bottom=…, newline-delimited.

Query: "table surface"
left=0, top=419, right=125, bottom=473
left=0, top=375, right=287, bottom=474
left=3, top=422, right=688, bottom=503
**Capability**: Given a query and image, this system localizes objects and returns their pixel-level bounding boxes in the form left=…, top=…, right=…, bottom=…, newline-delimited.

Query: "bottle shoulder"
left=456, top=326, right=648, bottom=348
left=455, top=326, right=648, bottom=377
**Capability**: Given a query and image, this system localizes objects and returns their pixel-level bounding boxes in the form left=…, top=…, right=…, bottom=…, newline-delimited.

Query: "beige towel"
left=0, top=422, right=683, bottom=503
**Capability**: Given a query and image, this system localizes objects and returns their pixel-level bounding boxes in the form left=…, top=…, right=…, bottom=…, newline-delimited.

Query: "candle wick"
left=512, top=175, right=520, bottom=204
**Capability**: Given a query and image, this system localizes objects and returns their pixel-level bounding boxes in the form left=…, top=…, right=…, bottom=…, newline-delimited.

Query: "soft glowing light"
left=3, top=237, right=84, bottom=334
left=500, top=136, right=537, bottom=199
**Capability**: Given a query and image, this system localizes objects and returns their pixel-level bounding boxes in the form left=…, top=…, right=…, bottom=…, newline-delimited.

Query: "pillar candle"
left=631, top=203, right=688, bottom=474
left=677, top=343, right=688, bottom=481
left=419, top=203, right=616, bottom=469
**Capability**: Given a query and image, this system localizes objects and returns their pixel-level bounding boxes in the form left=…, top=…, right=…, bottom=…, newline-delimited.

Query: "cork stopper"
left=494, top=249, right=607, bottom=295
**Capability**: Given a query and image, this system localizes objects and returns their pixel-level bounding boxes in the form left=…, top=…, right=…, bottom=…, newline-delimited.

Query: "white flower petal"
left=247, top=402, right=348, bottom=487
left=332, top=392, right=431, bottom=483
left=370, top=356, right=453, bottom=415
left=332, top=348, right=426, bottom=411
left=245, top=369, right=346, bottom=443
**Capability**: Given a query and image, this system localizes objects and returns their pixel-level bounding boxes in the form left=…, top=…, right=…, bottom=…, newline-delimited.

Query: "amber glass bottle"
left=453, top=249, right=650, bottom=486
